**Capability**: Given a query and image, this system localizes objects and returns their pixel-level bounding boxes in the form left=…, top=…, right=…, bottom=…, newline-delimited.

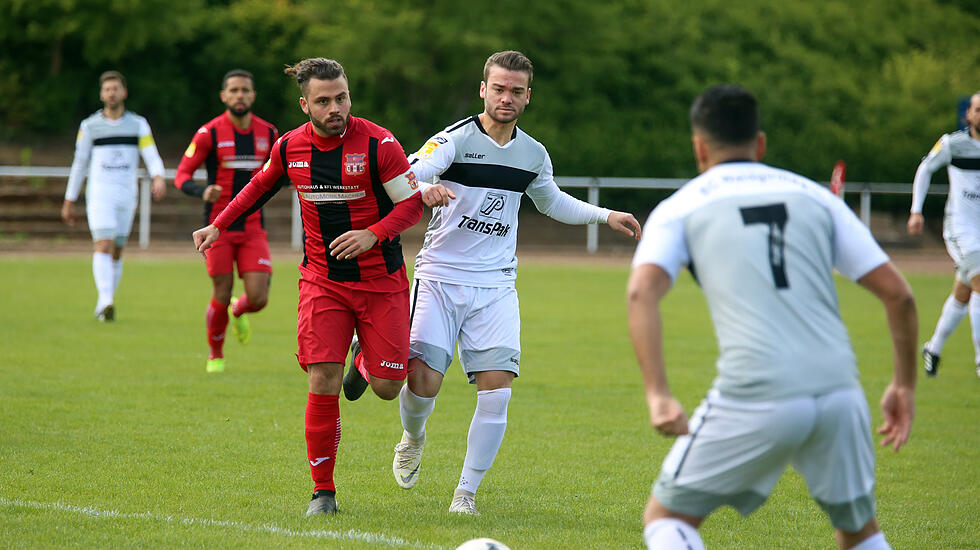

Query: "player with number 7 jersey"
left=634, top=160, right=886, bottom=401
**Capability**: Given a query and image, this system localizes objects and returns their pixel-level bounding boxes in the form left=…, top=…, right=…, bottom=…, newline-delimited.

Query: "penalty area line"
left=0, top=497, right=446, bottom=549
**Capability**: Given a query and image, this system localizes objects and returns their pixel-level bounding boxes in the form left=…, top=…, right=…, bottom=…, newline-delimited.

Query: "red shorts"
left=296, top=277, right=409, bottom=381
left=205, top=229, right=273, bottom=277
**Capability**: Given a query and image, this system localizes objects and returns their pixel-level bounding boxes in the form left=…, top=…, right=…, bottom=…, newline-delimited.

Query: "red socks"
left=231, top=293, right=264, bottom=317
left=206, top=298, right=229, bottom=359
left=305, top=392, right=341, bottom=492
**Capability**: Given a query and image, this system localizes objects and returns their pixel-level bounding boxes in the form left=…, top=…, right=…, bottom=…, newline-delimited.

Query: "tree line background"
left=1, top=0, right=978, bottom=215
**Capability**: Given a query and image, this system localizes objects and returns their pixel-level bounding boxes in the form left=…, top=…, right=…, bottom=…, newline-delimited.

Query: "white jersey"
left=65, top=110, right=165, bottom=203
left=910, top=129, right=980, bottom=239
left=409, top=116, right=611, bottom=287
left=632, top=161, right=888, bottom=401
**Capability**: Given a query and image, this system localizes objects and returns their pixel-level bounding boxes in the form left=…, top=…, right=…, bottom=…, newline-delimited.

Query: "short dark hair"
left=222, top=69, right=254, bottom=89
left=690, top=84, right=759, bottom=146
left=483, top=50, right=533, bottom=85
left=99, top=70, right=126, bottom=88
left=284, top=58, right=346, bottom=94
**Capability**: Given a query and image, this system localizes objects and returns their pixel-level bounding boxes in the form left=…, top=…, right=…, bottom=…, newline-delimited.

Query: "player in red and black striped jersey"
left=193, top=58, right=423, bottom=516
left=175, top=70, right=281, bottom=374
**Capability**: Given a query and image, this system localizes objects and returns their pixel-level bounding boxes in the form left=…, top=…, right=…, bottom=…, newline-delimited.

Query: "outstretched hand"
left=329, top=229, right=379, bottom=260
left=878, top=382, right=915, bottom=452
left=608, top=211, right=642, bottom=241
left=647, top=393, right=689, bottom=436
left=906, top=213, right=924, bottom=235
left=422, top=184, right=455, bottom=207
left=192, top=224, right=220, bottom=257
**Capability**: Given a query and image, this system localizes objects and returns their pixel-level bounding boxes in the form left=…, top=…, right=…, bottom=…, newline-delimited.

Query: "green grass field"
left=1, top=254, right=977, bottom=549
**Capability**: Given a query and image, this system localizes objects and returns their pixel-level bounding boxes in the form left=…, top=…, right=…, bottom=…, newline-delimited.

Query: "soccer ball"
left=455, top=538, right=512, bottom=550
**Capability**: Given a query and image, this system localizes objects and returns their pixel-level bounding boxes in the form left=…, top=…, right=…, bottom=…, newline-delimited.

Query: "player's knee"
left=249, top=292, right=269, bottom=310
left=307, top=363, right=342, bottom=395
left=372, top=378, right=402, bottom=400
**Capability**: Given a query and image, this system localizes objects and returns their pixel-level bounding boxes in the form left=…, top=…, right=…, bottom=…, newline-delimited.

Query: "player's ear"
left=692, top=134, right=709, bottom=174
left=525, top=87, right=531, bottom=104
left=299, top=96, right=309, bottom=115
left=756, top=131, right=766, bottom=161
left=479, top=81, right=486, bottom=99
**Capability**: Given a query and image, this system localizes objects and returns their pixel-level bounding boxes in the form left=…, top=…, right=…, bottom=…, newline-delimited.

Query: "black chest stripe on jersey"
left=442, top=162, right=537, bottom=193
left=227, top=130, right=257, bottom=232
left=92, top=136, right=139, bottom=146
left=310, top=146, right=360, bottom=282
left=951, top=157, right=980, bottom=170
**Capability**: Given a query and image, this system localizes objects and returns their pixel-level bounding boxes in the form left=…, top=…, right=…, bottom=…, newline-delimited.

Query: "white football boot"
left=392, top=431, right=425, bottom=489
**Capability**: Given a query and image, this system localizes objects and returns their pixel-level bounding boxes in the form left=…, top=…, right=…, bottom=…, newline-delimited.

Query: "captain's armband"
left=382, top=169, right=421, bottom=203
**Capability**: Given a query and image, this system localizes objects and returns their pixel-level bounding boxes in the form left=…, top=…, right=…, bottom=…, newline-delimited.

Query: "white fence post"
left=139, top=175, right=150, bottom=249
left=860, top=186, right=872, bottom=227
left=587, top=177, right=600, bottom=254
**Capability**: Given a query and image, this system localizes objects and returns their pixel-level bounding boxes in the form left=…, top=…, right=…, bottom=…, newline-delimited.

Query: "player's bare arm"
left=421, top=183, right=455, bottom=207
left=192, top=224, right=221, bottom=255
left=151, top=175, right=167, bottom=201
left=857, top=261, right=917, bottom=451
left=608, top=211, right=642, bottom=240
left=906, top=212, right=924, bottom=235
left=202, top=184, right=223, bottom=203
left=329, top=229, right=379, bottom=260
left=61, top=199, right=77, bottom=226
left=627, top=263, right=688, bottom=436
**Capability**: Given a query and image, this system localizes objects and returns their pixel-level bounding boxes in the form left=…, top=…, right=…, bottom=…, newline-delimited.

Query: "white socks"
left=971, top=293, right=980, bottom=365
left=850, top=532, right=891, bottom=550
left=456, top=388, right=511, bottom=494
left=643, top=518, right=705, bottom=550
left=112, top=258, right=123, bottom=294
left=92, top=252, right=114, bottom=311
left=926, top=294, right=968, bottom=354
left=399, top=384, right=436, bottom=441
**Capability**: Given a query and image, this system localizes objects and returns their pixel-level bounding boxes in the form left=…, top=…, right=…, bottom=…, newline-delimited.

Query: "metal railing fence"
left=0, top=166, right=946, bottom=253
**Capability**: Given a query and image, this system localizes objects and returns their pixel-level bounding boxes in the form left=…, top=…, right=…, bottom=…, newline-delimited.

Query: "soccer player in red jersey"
left=193, top=58, right=423, bottom=516
left=175, top=69, right=281, bottom=373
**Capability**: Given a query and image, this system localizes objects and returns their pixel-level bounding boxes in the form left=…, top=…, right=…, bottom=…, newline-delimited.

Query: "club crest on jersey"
left=406, top=170, right=419, bottom=190
left=415, top=140, right=441, bottom=160
left=345, top=153, right=367, bottom=175
left=256, top=138, right=269, bottom=152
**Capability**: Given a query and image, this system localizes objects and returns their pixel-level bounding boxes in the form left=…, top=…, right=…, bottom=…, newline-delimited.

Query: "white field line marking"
left=0, top=497, right=447, bottom=549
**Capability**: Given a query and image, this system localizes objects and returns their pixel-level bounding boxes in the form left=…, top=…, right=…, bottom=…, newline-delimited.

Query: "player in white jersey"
left=62, top=71, right=167, bottom=321
left=383, top=51, right=642, bottom=514
left=628, top=85, right=917, bottom=550
left=907, top=91, right=980, bottom=378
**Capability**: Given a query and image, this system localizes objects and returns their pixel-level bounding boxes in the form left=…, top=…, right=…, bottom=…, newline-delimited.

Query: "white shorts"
left=408, top=279, right=520, bottom=383
left=86, top=189, right=137, bottom=245
left=944, top=227, right=980, bottom=285
left=653, top=387, right=876, bottom=532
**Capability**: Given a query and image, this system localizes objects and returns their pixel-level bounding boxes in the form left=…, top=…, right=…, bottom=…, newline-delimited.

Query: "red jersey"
left=175, top=112, right=279, bottom=231
left=213, top=117, right=423, bottom=287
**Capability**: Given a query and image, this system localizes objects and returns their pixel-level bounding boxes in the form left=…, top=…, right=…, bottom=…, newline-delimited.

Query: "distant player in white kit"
left=62, top=71, right=167, bottom=321
left=907, top=91, right=980, bottom=378
left=380, top=50, right=642, bottom=514
left=628, top=84, right=917, bottom=550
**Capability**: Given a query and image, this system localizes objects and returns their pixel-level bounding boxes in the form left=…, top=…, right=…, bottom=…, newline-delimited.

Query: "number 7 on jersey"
left=740, top=203, right=789, bottom=289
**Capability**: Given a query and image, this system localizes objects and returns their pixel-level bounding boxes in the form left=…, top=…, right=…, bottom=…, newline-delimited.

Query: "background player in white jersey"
left=62, top=71, right=167, bottom=321
left=907, top=91, right=980, bottom=378
left=379, top=50, right=642, bottom=514
left=628, top=84, right=917, bottom=550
